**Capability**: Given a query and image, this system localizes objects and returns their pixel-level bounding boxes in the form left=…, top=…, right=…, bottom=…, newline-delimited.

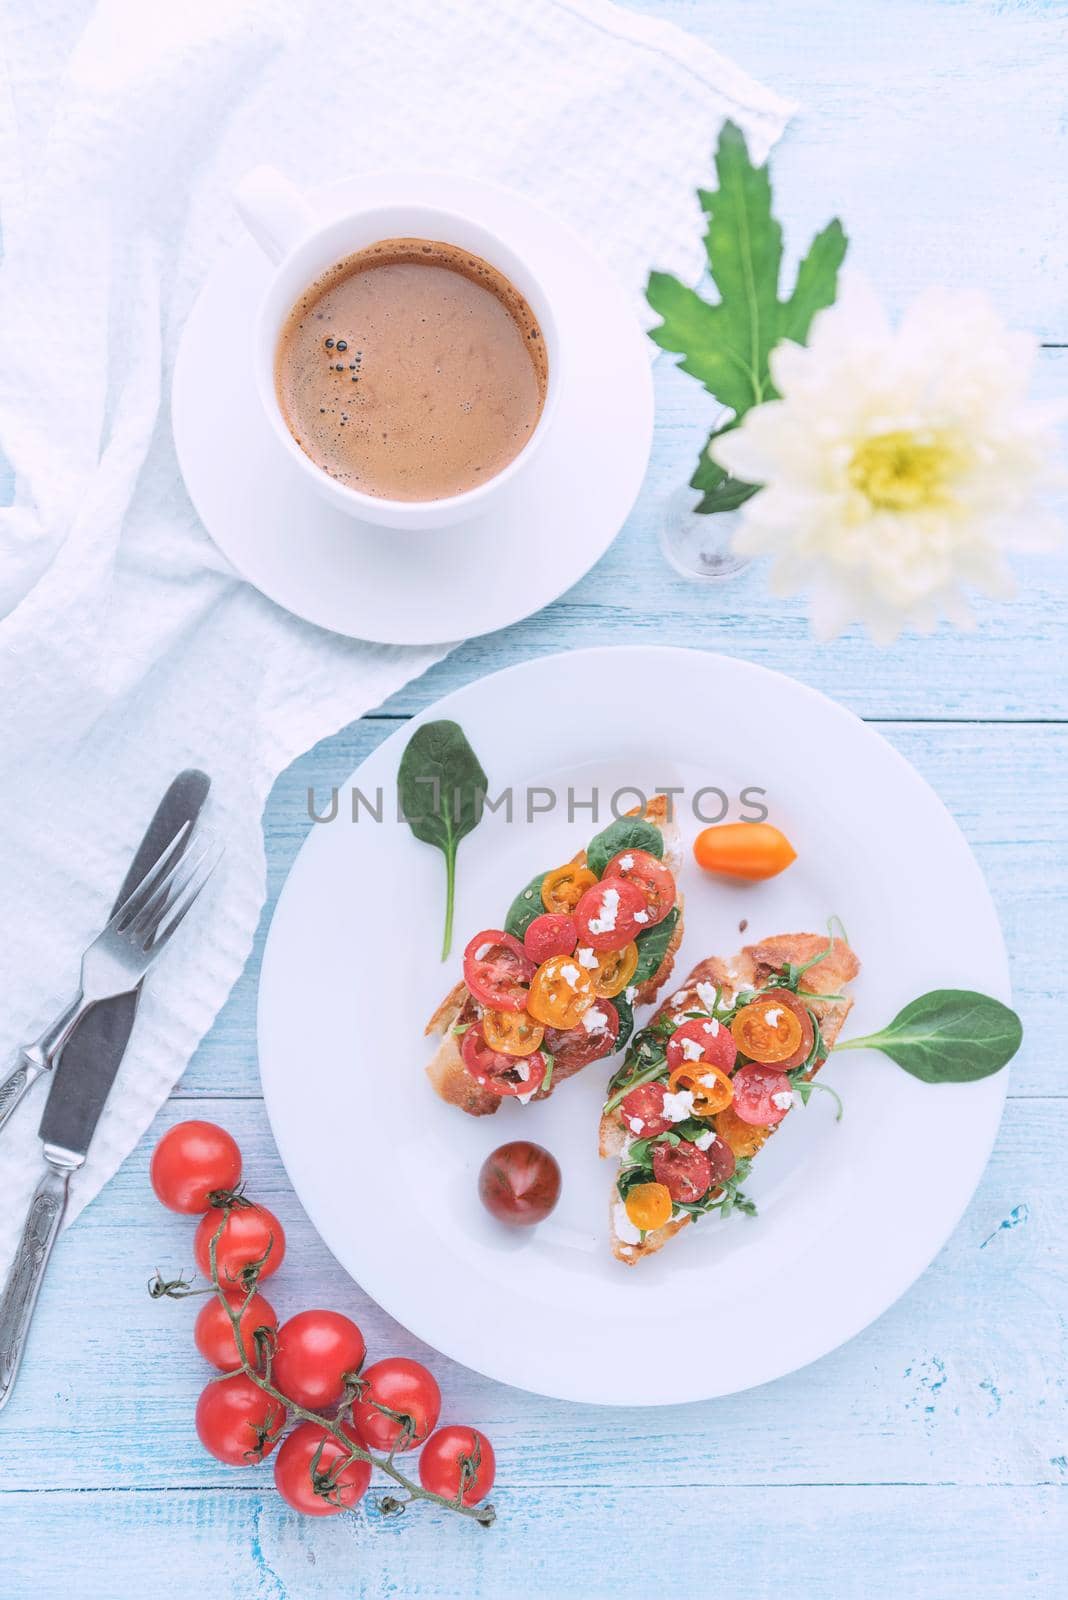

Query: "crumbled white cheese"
left=764, top=1008, right=782, bottom=1028
left=576, top=947, right=599, bottom=970
left=581, top=1007, right=608, bottom=1034
left=617, top=854, right=635, bottom=870
left=680, top=1037, right=704, bottom=1062
left=624, top=985, right=638, bottom=1004
left=662, top=1088, right=696, bottom=1123
left=516, top=1060, right=531, bottom=1082
left=701, top=1019, right=720, bottom=1037
left=694, top=1130, right=715, bottom=1151
left=587, top=887, right=620, bottom=936
left=633, top=909, right=650, bottom=925
left=695, top=981, right=718, bottom=1013
left=613, top=1202, right=641, bottom=1246
left=771, top=1089, right=794, bottom=1110
left=626, top=1115, right=645, bottom=1135
left=560, top=962, right=582, bottom=987
left=517, top=1090, right=535, bottom=1105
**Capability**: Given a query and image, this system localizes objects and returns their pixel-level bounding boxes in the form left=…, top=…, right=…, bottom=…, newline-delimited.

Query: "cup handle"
left=232, top=165, right=319, bottom=264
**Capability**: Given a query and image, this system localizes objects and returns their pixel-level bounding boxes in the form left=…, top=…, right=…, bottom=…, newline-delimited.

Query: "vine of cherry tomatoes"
left=149, top=1120, right=496, bottom=1522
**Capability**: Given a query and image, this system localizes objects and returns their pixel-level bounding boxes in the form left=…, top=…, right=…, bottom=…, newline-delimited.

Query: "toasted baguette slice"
left=601, top=932, right=860, bottom=1264
left=426, top=796, right=684, bottom=1116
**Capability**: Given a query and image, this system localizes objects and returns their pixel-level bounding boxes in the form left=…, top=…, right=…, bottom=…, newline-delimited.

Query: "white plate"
left=172, top=173, right=654, bottom=645
left=258, top=648, right=1010, bottom=1405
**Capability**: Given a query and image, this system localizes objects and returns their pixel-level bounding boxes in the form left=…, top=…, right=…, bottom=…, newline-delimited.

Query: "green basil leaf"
left=585, top=817, right=664, bottom=878
left=633, top=907, right=679, bottom=985
left=503, top=872, right=547, bottom=940
left=397, top=720, right=488, bottom=960
left=833, top=989, right=1022, bottom=1084
left=612, top=995, right=635, bottom=1051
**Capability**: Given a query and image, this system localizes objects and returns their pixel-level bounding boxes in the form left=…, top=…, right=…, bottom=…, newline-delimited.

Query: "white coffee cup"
left=233, top=166, right=561, bottom=530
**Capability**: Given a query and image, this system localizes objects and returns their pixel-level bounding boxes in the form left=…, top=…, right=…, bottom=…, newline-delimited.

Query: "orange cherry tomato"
left=714, top=1103, right=767, bottom=1159
left=541, top=863, right=597, bottom=914
left=481, top=1009, right=546, bottom=1057
left=624, top=1182, right=673, bottom=1233
left=584, top=942, right=639, bottom=999
left=730, top=996, right=805, bottom=1063
left=667, top=1062, right=734, bottom=1115
left=525, top=954, right=595, bottom=1029
left=693, top=822, right=797, bottom=881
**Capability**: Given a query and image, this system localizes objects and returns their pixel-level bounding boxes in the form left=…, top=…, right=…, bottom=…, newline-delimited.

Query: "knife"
left=0, top=769, right=210, bottom=1412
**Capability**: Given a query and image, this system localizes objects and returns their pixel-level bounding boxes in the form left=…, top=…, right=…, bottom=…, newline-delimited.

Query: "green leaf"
left=503, top=872, right=548, bottom=940
left=585, top=817, right=664, bottom=879
left=645, top=120, right=847, bottom=514
left=833, top=989, right=1022, bottom=1084
left=397, top=720, right=488, bottom=960
left=632, top=907, right=679, bottom=985
left=612, top=994, right=635, bottom=1052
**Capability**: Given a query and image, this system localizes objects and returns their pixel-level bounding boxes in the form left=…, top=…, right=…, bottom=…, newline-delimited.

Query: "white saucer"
left=173, top=173, right=655, bottom=645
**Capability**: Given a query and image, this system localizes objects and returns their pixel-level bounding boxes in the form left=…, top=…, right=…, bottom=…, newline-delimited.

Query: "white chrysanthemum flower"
left=711, top=278, right=1064, bottom=643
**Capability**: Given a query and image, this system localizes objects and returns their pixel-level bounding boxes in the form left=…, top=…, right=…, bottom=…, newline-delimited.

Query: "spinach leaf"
left=503, top=873, right=547, bottom=940
left=833, top=989, right=1022, bottom=1084
left=612, top=994, right=635, bottom=1052
left=397, top=720, right=488, bottom=960
left=585, top=817, right=664, bottom=878
left=633, top=907, right=679, bottom=985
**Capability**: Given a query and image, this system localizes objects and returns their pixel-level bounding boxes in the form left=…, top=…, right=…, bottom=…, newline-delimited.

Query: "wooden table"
left=3, top=3, right=1065, bottom=1594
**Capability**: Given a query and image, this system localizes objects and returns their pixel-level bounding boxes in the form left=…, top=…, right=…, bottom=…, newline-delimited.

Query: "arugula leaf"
left=646, top=120, right=847, bottom=515
left=633, top=907, right=679, bottom=985
left=833, top=990, right=1022, bottom=1084
left=397, top=720, right=488, bottom=960
left=503, top=872, right=548, bottom=940
left=585, top=817, right=664, bottom=878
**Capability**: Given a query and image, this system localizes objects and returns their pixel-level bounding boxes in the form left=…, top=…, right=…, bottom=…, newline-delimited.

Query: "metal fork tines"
left=0, top=824, right=222, bottom=1134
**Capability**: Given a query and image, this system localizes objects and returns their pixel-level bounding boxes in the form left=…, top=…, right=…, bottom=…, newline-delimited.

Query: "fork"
left=0, top=824, right=221, bottom=1136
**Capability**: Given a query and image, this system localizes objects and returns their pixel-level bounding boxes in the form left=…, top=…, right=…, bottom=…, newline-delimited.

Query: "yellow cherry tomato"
left=481, top=1009, right=546, bottom=1058
left=541, top=863, right=597, bottom=914
left=730, top=996, right=805, bottom=1063
left=714, top=1103, right=767, bottom=1159
left=526, top=954, right=595, bottom=1029
left=624, top=1182, right=673, bottom=1233
left=693, top=822, right=797, bottom=881
left=667, top=1062, right=734, bottom=1115
left=584, top=942, right=639, bottom=999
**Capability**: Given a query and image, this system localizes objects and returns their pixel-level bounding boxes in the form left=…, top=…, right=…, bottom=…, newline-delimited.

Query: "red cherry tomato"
left=351, top=1357, right=442, bottom=1452
left=462, top=1025, right=547, bottom=1097
left=523, top=912, right=578, bottom=963
left=150, top=1120, right=241, bottom=1214
left=618, top=1080, right=672, bottom=1138
left=573, top=878, right=649, bottom=952
left=602, top=849, right=677, bottom=927
left=194, top=1203, right=286, bottom=1287
left=666, top=1017, right=737, bottom=1076
left=274, top=1421, right=371, bottom=1516
left=652, top=1140, right=713, bottom=1202
left=463, top=931, right=535, bottom=1013
left=731, top=1063, right=794, bottom=1126
left=271, top=1310, right=367, bottom=1409
left=418, top=1425, right=496, bottom=1506
left=702, top=1133, right=737, bottom=1187
left=194, top=1291, right=277, bottom=1372
left=478, top=1141, right=562, bottom=1226
left=541, top=998, right=620, bottom=1078
left=195, top=1372, right=285, bottom=1465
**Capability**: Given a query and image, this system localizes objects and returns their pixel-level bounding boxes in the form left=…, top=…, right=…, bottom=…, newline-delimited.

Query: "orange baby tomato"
left=714, top=1103, right=767, bottom=1160
left=525, top=953, right=595, bottom=1029
left=585, top=942, right=639, bottom=999
left=541, top=863, right=597, bottom=914
left=692, top=822, right=797, bottom=881
left=624, top=1182, right=673, bottom=1233
left=730, top=996, right=804, bottom=1064
left=667, top=1062, right=734, bottom=1115
left=481, top=1009, right=545, bottom=1057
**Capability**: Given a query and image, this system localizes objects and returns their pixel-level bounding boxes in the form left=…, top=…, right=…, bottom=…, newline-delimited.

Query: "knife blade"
left=0, top=769, right=210, bottom=1410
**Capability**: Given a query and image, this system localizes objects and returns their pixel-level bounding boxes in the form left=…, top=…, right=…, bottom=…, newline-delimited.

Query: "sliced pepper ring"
left=667, top=1062, right=734, bottom=1115
left=541, top=862, right=598, bottom=914
left=624, top=1181, right=673, bottom=1233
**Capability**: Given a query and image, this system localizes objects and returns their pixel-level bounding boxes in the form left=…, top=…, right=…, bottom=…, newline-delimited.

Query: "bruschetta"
left=426, top=798, right=684, bottom=1116
left=600, top=930, right=859, bottom=1263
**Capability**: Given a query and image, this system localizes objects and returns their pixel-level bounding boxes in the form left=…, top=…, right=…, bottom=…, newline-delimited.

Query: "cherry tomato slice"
left=667, top=1061, right=734, bottom=1115
left=460, top=1023, right=517, bottom=1078
left=523, top=913, right=578, bottom=964
left=748, top=988, right=815, bottom=1073
left=581, top=942, right=639, bottom=999
left=466, top=1044, right=548, bottom=1098
left=702, top=1132, right=737, bottom=1186
left=526, top=954, right=595, bottom=1028
left=481, top=1009, right=545, bottom=1057
left=619, top=1080, right=673, bottom=1139
left=666, top=1016, right=737, bottom=1076
left=731, top=995, right=805, bottom=1063
left=463, top=931, right=536, bottom=1013
left=652, top=1140, right=712, bottom=1203
left=714, top=1103, right=768, bottom=1158
left=731, top=1062, right=794, bottom=1126
left=624, top=1181, right=673, bottom=1232
left=541, top=999, right=620, bottom=1075
left=541, top=863, right=597, bottom=914
left=602, top=848, right=677, bottom=927
left=573, top=878, right=650, bottom=952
